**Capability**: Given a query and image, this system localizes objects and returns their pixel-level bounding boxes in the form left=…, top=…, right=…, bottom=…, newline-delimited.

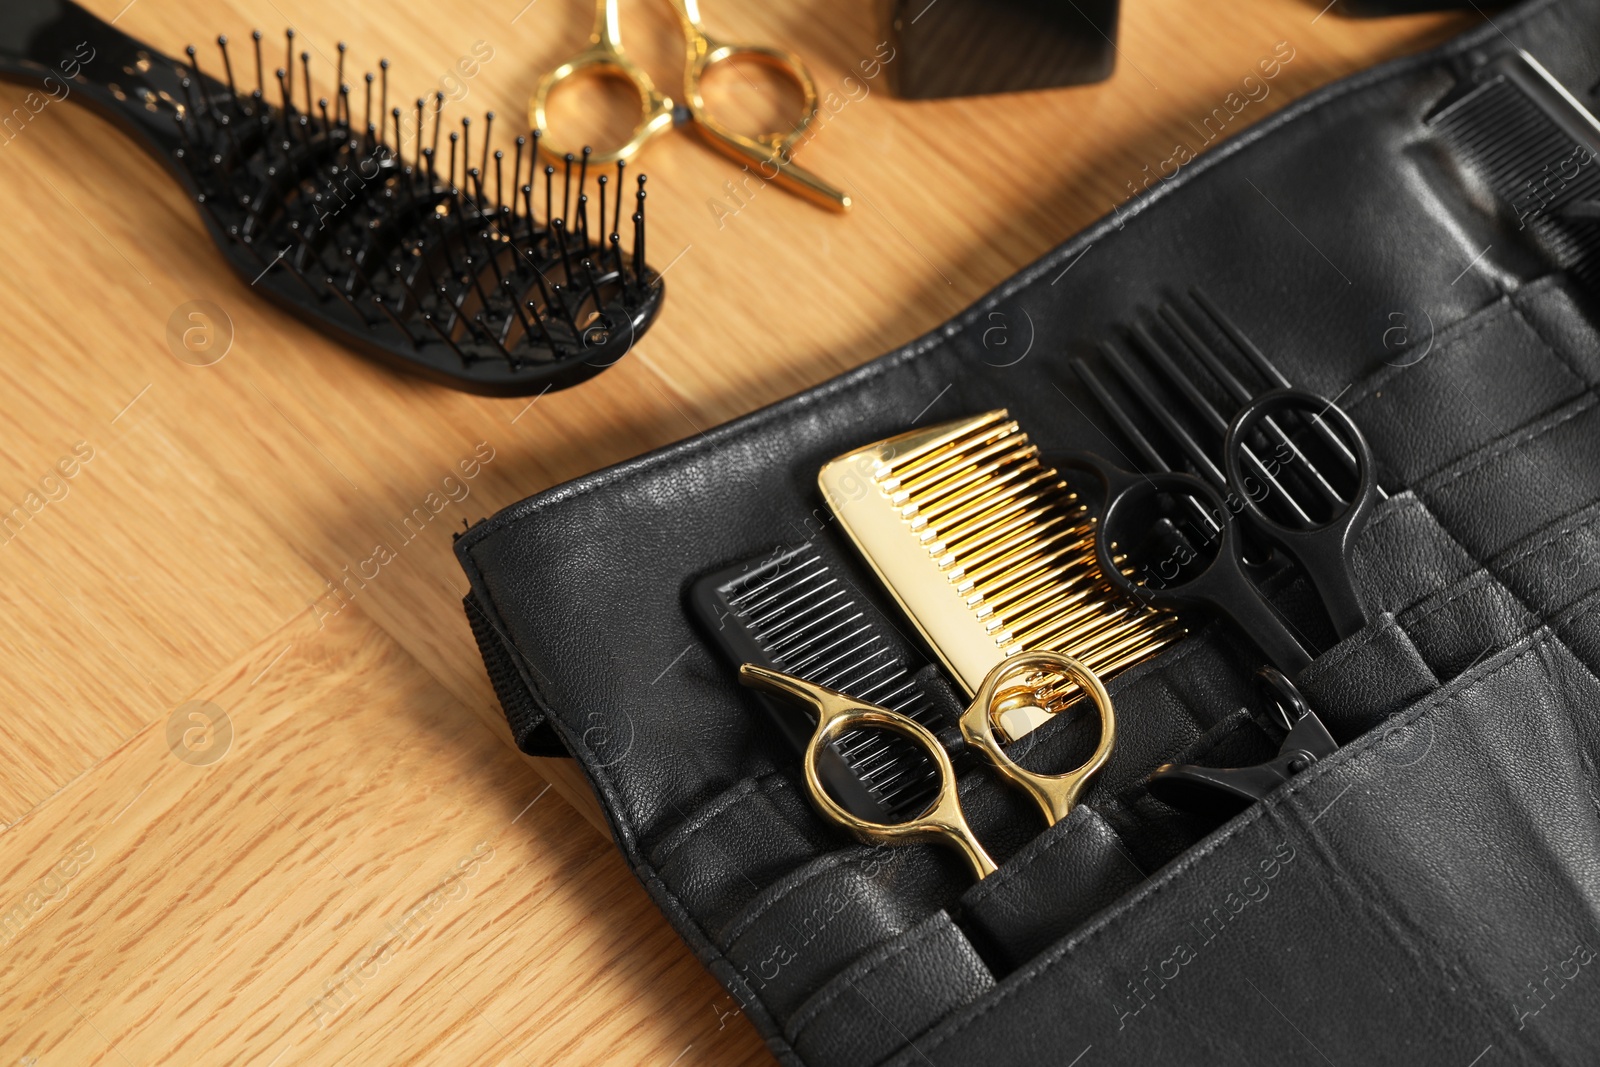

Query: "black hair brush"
left=0, top=1, right=663, bottom=395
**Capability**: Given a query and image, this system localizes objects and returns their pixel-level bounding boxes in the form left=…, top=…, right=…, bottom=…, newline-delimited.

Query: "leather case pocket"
left=1491, top=504, right=1600, bottom=677
left=784, top=911, right=994, bottom=1067
left=891, top=633, right=1600, bottom=1066
left=957, top=805, right=1146, bottom=974
left=972, top=629, right=1266, bottom=829
left=717, top=844, right=964, bottom=1021
left=1417, top=394, right=1600, bottom=563
left=1345, top=275, right=1600, bottom=489
left=1351, top=491, right=1548, bottom=681
left=1297, top=612, right=1438, bottom=738
left=649, top=772, right=833, bottom=934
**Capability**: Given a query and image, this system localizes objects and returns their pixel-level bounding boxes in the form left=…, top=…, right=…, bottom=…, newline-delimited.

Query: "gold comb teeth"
left=819, top=410, right=1183, bottom=738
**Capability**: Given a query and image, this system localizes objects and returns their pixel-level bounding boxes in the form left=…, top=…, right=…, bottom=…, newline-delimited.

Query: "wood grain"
left=0, top=0, right=1474, bottom=1061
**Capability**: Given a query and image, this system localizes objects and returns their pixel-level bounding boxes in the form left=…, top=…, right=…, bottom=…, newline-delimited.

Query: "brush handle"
left=0, top=2, right=198, bottom=166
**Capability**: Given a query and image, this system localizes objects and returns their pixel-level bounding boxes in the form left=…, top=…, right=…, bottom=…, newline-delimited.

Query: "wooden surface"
left=0, top=0, right=1474, bottom=1062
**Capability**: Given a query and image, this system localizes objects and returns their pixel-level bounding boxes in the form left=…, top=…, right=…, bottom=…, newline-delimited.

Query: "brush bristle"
left=167, top=30, right=660, bottom=387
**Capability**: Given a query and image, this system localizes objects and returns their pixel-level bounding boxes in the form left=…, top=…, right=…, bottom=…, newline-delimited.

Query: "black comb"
left=1077, top=290, right=1359, bottom=500
left=0, top=1, right=662, bottom=395
left=1429, top=48, right=1600, bottom=290
left=1073, top=289, right=1366, bottom=569
left=690, top=543, right=943, bottom=824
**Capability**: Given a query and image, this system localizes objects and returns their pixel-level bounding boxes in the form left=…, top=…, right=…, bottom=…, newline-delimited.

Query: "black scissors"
left=1061, top=387, right=1378, bottom=677
left=1062, top=387, right=1377, bottom=808
left=1146, top=666, right=1338, bottom=815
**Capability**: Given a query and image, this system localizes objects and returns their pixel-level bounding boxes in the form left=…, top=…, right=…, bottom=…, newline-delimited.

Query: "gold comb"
left=819, top=410, right=1183, bottom=739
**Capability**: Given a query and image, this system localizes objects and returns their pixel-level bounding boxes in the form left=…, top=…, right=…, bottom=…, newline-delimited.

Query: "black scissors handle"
left=1223, top=390, right=1378, bottom=640
left=1147, top=668, right=1338, bottom=814
left=1060, top=453, right=1314, bottom=677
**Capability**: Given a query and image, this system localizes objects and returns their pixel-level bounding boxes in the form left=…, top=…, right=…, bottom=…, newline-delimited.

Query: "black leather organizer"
left=456, top=2, right=1600, bottom=1062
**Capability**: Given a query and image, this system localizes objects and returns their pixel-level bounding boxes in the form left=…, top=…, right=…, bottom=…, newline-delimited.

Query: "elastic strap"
left=463, top=595, right=568, bottom=757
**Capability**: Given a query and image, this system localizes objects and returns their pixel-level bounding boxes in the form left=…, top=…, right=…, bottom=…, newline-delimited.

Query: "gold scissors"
left=531, top=0, right=850, bottom=212
left=739, top=650, right=1116, bottom=880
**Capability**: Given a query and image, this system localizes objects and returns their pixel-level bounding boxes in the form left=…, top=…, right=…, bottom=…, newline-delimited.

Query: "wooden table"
left=0, top=0, right=1473, bottom=1061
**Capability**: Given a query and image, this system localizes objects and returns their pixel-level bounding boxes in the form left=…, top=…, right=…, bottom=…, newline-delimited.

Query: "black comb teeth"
left=692, top=544, right=943, bottom=825
left=726, top=549, right=933, bottom=717
left=1429, top=50, right=1600, bottom=291
left=0, top=1, right=663, bottom=395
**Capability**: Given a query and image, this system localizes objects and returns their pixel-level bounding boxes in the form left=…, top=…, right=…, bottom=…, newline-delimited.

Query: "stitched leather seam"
left=1342, top=283, right=1584, bottom=420
left=785, top=916, right=951, bottom=1041
left=1398, top=569, right=1498, bottom=628
left=720, top=849, right=868, bottom=947
left=1494, top=501, right=1600, bottom=571
left=1176, top=710, right=1261, bottom=761
left=1343, top=295, right=1518, bottom=410
left=1510, top=297, right=1593, bottom=388
left=652, top=773, right=785, bottom=867
left=1392, top=513, right=1600, bottom=690
left=1393, top=494, right=1600, bottom=673
left=1419, top=392, right=1600, bottom=491
left=634, top=865, right=790, bottom=1047
left=916, top=632, right=1558, bottom=1055
left=1552, top=586, right=1600, bottom=631
left=1344, top=494, right=1568, bottom=657
left=1300, top=613, right=1404, bottom=679
left=459, top=576, right=795, bottom=1052
left=1360, top=492, right=1428, bottom=540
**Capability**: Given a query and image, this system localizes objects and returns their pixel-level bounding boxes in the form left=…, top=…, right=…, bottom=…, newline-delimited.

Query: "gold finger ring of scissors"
left=739, top=650, right=1116, bottom=880
left=531, top=0, right=849, bottom=211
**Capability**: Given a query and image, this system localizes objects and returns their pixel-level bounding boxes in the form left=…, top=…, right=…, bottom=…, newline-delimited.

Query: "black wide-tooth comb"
left=0, top=1, right=663, bottom=395
left=690, top=543, right=944, bottom=825
left=1428, top=48, right=1600, bottom=291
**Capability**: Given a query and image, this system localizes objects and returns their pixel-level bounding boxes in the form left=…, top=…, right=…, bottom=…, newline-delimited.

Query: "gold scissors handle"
left=960, top=651, right=1117, bottom=827
left=739, top=663, right=996, bottom=880
left=531, top=0, right=677, bottom=167
left=670, top=0, right=849, bottom=211
left=738, top=651, right=1116, bottom=881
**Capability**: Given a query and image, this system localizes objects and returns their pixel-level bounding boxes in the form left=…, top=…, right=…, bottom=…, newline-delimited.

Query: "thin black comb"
left=0, top=1, right=662, bottom=395
left=1429, top=49, right=1600, bottom=291
left=690, top=543, right=943, bottom=825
